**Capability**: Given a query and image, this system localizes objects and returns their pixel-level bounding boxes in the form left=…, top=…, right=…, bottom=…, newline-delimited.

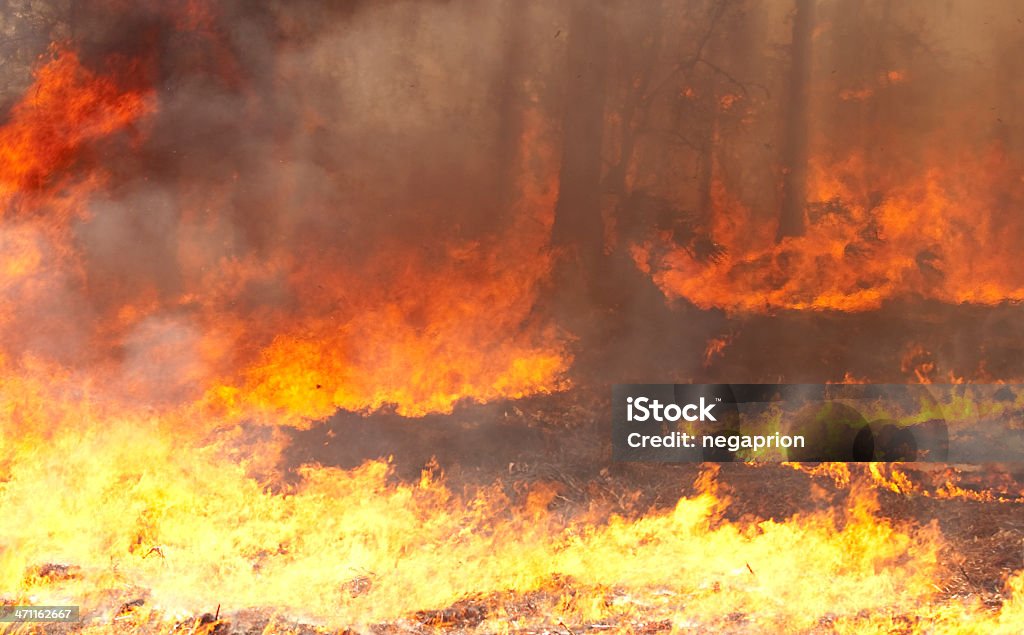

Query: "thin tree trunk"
left=493, top=0, right=529, bottom=203
left=696, top=107, right=718, bottom=225
left=604, top=1, right=665, bottom=200
left=777, top=0, right=813, bottom=240
left=550, top=0, right=609, bottom=292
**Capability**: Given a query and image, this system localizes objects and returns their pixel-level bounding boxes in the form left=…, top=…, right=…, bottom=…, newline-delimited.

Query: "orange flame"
left=0, top=44, right=569, bottom=426
left=639, top=148, right=1024, bottom=313
left=0, top=47, right=151, bottom=209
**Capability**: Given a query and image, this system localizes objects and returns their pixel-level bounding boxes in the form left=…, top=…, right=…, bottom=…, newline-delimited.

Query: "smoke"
left=0, top=0, right=574, bottom=423
left=6, top=0, right=1024, bottom=422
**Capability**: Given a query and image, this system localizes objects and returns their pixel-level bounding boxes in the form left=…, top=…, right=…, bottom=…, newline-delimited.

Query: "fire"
left=201, top=229, right=570, bottom=421
left=1, top=9, right=1022, bottom=635
left=196, top=104, right=570, bottom=422
left=2, top=373, right=1022, bottom=633
left=792, top=461, right=1024, bottom=504
left=0, top=48, right=151, bottom=203
left=702, top=334, right=733, bottom=367
left=902, top=344, right=937, bottom=384
left=636, top=147, right=1024, bottom=313
left=0, top=40, right=570, bottom=426
left=0, top=365, right=1015, bottom=633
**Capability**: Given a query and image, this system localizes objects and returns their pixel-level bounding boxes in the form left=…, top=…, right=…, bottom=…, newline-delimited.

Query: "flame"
left=792, top=462, right=1024, bottom=504
left=839, top=87, right=875, bottom=101
left=703, top=334, right=733, bottom=367
left=4, top=367, right=1020, bottom=633
left=197, top=105, right=571, bottom=422
left=0, top=48, right=151, bottom=204
left=0, top=42, right=570, bottom=426
left=638, top=147, right=1024, bottom=313
left=2, top=377, right=1022, bottom=633
left=1, top=24, right=1022, bottom=635
left=886, top=69, right=907, bottom=84
left=901, top=344, right=937, bottom=384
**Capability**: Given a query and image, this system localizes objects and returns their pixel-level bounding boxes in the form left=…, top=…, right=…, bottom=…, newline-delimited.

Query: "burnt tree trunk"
left=604, top=0, right=666, bottom=200
left=550, top=0, right=609, bottom=301
left=777, top=0, right=813, bottom=240
left=695, top=95, right=719, bottom=225
left=493, top=0, right=529, bottom=204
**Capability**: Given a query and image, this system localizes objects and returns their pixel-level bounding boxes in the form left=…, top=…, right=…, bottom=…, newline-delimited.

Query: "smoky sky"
left=57, top=0, right=565, bottom=298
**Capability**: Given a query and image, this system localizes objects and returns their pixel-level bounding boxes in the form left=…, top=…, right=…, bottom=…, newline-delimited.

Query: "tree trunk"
left=777, top=0, right=813, bottom=240
left=493, top=0, right=529, bottom=204
left=696, top=102, right=718, bottom=225
left=550, top=0, right=609, bottom=296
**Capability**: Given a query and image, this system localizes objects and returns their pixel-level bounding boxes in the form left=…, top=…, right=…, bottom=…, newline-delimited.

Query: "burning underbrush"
left=634, top=148, right=1024, bottom=313
left=6, top=355, right=1018, bottom=632
left=0, top=41, right=571, bottom=424
left=1, top=365, right=1023, bottom=633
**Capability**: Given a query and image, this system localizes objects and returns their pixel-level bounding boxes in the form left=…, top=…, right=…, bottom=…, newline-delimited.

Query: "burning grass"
left=0, top=372, right=1022, bottom=633
left=1, top=402, right=1023, bottom=634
